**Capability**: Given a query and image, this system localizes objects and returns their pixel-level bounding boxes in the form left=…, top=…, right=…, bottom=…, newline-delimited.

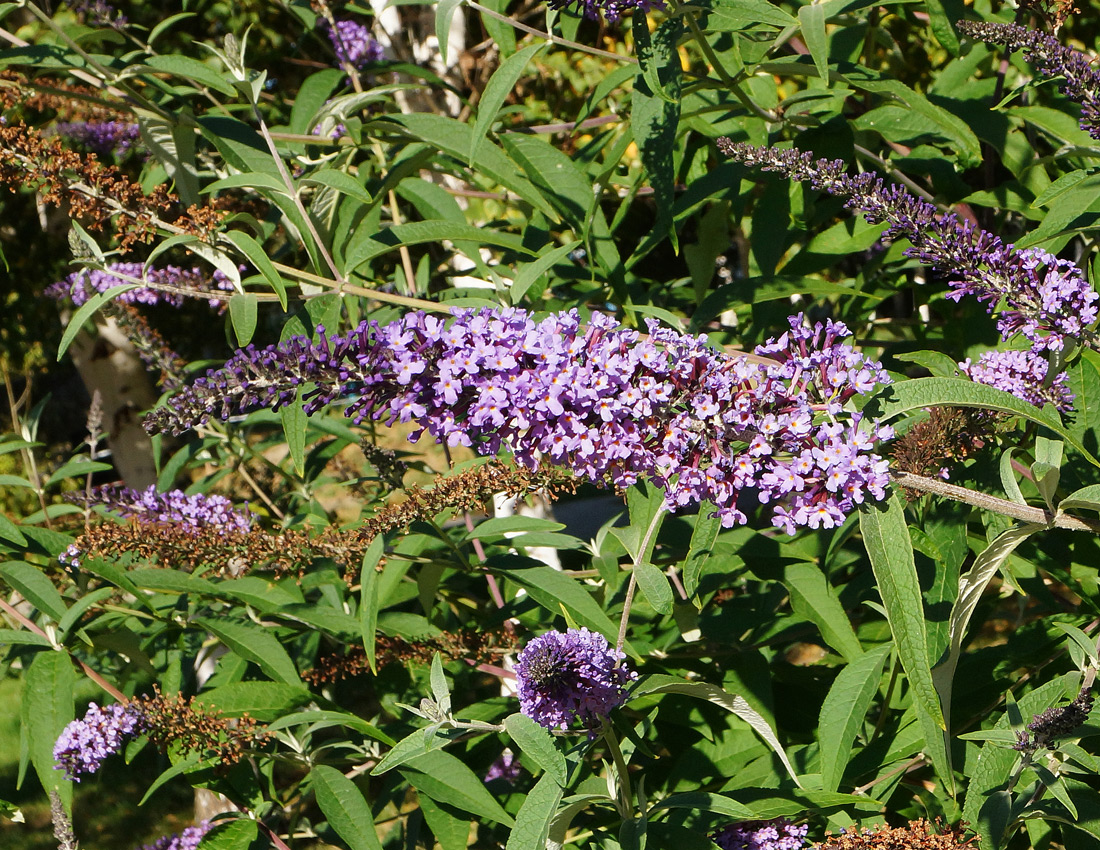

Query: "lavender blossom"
left=138, top=821, right=211, bottom=850
left=714, top=821, right=809, bottom=850
left=484, top=749, right=522, bottom=784
left=324, top=18, right=384, bottom=69
left=54, top=702, right=148, bottom=781
left=548, top=0, right=666, bottom=23
left=514, top=628, right=636, bottom=730
left=53, top=120, right=140, bottom=158
left=959, top=348, right=1074, bottom=413
left=62, top=0, right=126, bottom=27
left=958, top=21, right=1100, bottom=141
left=145, top=306, right=893, bottom=532
left=713, top=820, right=809, bottom=850
left=718, top=140, right=1099, bottom=352
left=70, top=485, right=254, bottom=533
left=46, top=262, right=237, bottom=308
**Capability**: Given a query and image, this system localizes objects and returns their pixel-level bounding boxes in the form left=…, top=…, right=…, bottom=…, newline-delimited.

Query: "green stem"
left=602, top=721, right=634, bottom=819
left=667, top=0, right=779, bottom=123
left=617, top=506, right=667, bottom=655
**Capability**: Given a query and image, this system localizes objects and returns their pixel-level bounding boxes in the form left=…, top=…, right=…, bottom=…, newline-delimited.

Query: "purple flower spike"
left=718, top=140, right=1099, bottom=352
left=514, top=628, right=636, bottom=730
left=46, top=262, right=238, bottom=308
left=959, top=348, right=1074, bottom=413
left=146, top=306, right=894, bottom=534
left=53, top=120, right=140, bottom=158
left=138, top=821, right=211, bottom=850
left=713, top=819, right=810, bottom=850
left=72, top=485, right=254, bottom=534
left=325, top=18, right=384, bottom=69
left=958, top=21, right=1100, bottom=141
left=53, top=702, right=148, bottom=781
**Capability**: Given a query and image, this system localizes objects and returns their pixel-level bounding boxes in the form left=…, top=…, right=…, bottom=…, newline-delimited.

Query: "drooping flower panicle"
left=959, top=348, right=1074, bottom=412
left=324, top=18, right=384, bottom=69
left=718, top=140, right=1099, bottom=352
left=53, top=120, right=140, bottom=158
left=145, top=306, right=893, bottom=532
left=46, top=262, right=237, bottom=308
left=713, top=819, right=810, bottom=850
left=61, top=485, right=254, bottom=568
left=958, top=21, right=1100, bottom=141
left=514, top=628, right=636, bottom=730
left=53, top=702, right=148, bottom=781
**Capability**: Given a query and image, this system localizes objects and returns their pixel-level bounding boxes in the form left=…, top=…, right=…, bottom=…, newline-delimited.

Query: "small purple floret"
left=53, top=702, right=148, bottom=781
left=713, top=819, right=810, bottom=850
left=76, top=485, right=254, bottom=533
left=514, top=628, right=636, bottom=730
left=484, top=749, right=522, bottom=784
left=138, top=821, right=211, bottom=850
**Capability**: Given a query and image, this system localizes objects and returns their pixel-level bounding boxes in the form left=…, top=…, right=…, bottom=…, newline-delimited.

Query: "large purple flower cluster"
left=138, top=822, right=211, bottom=850
left=514, top=628, right=635, bottom=730
left=958, top=21, right=1100, bottom=141
left=145, top=307, right=892, bottom=531
left=53, top=120, right=140, bottom=158
left=46, top=262, right=237, bottom=308
left=325, top=18, right=384, bottom=69
left=959, top=349, right=1074, bottom=413
left=713, top=819, right=809, bottom=850
left=548, top=0, right=666, bottom=23
left=53, top=702, right=148, bottom=781
left=718, top=141, right=1099, bottom=353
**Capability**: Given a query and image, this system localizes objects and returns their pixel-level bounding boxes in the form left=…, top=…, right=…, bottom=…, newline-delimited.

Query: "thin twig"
left=892, top=471, right=1100, bottom=533
left=466, top=0, right=637, bottom=64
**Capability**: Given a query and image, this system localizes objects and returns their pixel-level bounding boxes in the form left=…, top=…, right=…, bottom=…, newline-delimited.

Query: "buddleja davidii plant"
left=721, top=12, right=1100, bottom=842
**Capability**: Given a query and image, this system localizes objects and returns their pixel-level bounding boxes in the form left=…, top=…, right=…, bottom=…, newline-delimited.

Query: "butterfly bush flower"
left=713, top=819, right=809, bottom=850
left=959, top=348, right=1074, bottom=413
left=548, top=0, right=666, bottom=23
left=958, top=21, right=1100, bottom=141
left=53, top=702, right=148, bottom=781
left=484, top=749, right=522, bottom=784
left=325, top=17, right=384, bottom=69
left=145, top=306, right=892, bottom=532
left=46, top=262, right=237, bottom=308
left=718, top=140, right=1099, bottom=353
left=61, top=486, right=253, bottom=567
left=54, top=120, right=140, bottom=158
left=514, top=628, right=635, bottom=730
left=138, top=822, right=211, bottom=850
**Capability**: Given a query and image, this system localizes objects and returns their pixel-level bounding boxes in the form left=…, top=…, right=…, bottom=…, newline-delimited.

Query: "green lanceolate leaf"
left=782, top=562, right=863, bottom=662
left=311, top=765, right=384, bottom=850
left=506, top=772, right=564, bottom=850
left=818, top=645, right=891, bottom=793
left=865, top=377, right=1100, bottom=466
left=196, top=617, right=301, bottom=685
left=470, top=43, right=545, bottom=167
left=400, top=749, right=514, bottom=826
left=23, top=650, right=74, bottom=809
left=504, top=713, right=568, bottom=786
left=632, top=674, right=801, bottom=786
left=858, top=497, right=951, bottom=791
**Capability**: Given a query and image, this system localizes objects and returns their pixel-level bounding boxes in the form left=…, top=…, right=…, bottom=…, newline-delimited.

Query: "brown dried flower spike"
left=817, top=819, right=977, bottom=850
left=137, top=689, right=268, bottom=767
